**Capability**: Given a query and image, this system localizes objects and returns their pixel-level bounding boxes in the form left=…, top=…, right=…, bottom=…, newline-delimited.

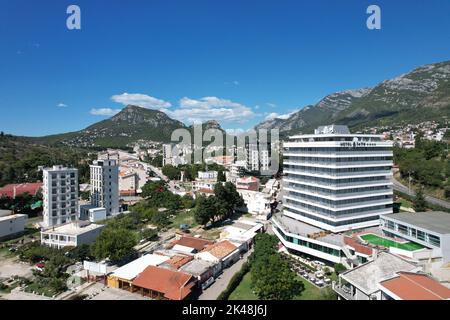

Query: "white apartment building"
left=42, top=165, right=79, bottom=227
left=90, top=159, right=119, bottom=217
left=282, top=125, right=393, bottom=233
left=192, top=171, right=218, bottom=192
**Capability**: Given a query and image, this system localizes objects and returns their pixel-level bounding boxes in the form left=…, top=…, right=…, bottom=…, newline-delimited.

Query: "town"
left=1, top=124, right=450, bottom=301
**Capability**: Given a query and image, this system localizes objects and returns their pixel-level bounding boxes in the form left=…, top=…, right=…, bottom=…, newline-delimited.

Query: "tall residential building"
left=90, top=159, right=119, bottom=217
left=282, top=125, right=393, bottom=232
left=245, top=142, right=273, bottom=174
left=42, top=165, right=78, bottom=227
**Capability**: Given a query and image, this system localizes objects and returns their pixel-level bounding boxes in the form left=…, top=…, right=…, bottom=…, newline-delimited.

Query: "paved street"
left=198, top=249, right=253, bottom=300
left=393, top=177, right=450, bottom=209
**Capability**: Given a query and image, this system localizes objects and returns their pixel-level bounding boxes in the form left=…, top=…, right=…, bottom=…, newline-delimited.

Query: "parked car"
left=201, top=277, right=215, bottom=290
left=34, top=263, right=45, bottom=272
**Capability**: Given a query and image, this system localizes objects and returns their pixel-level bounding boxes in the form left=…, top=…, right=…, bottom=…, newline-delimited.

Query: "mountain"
left=255, top=60, right=450, bottom=135
left=36, top=105, right=186, bottom=148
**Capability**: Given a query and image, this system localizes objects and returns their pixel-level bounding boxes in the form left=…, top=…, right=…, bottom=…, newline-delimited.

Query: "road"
left=393, top=177, right=450, bottom=210
left=146, top=163, right=186, bottom=194
left=198, top=249, right=253, bottom=300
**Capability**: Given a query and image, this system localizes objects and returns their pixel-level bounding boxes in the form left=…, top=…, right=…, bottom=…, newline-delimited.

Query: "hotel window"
left=428, top=234, right=440, bottom=247
left=417, top=230, right=426, bottom=241
left=398, top=224, right=408, bottom=235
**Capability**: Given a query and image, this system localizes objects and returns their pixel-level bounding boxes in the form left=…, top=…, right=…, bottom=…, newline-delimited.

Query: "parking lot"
left=76, top=282, right=149, bottom=300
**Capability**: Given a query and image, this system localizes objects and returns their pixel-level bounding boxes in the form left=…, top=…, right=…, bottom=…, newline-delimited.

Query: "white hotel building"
left=273, top=125, right=393, bottom=264
left=42, top=166, right=79, bottom=227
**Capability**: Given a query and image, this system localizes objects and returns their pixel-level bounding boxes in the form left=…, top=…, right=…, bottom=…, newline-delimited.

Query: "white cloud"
left=111, top=93, right=171, bottom=109
left=57, top=103, right=68, bottom=108
left=165, top=96, right=255, bottom=124
left=264, top=112, right=280, bottom=121
left=264, top=111, right=295, bottom=121
left=90, top=108, right=121, bottom=116
left=266, top=103, right=277, bottom=108
left=277, top=112, right=295, bottom=120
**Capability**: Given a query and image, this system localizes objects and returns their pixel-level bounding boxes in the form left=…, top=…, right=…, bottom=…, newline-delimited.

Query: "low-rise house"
left=196, top=240, right=240, bottom=274
left=221, top=219, right=265, bottom=251
left=192, top=171, right=219, bottom=193
left=179, top=259, right=216, bottom=287
left=0, top=182, right=42, bottom=199
left=377, top=271, right=450, bottom=300
left=236, top=176, right=260, bottom=191
left=40, top=221, right=105, bottom=249
left=0, top=210, right=27, bottom=240
left=237, top=189, right=273, bottom=220
left=131, top=266, right=196, bottom=300
left=333, top=252, right=421, bottom=300
left=167, top=235, right=214, bottom=253
left=107, top=254, right=170, bottom=290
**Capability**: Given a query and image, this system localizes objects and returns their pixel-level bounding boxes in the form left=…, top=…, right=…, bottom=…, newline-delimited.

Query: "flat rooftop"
left=179, top=259, right=214, bottom=277
left=0, top=213, right=27, bottom=222
left=41, top=221, right=104, bottom=235
left=341, top=252, right=418, bottom=294
left=383, top=212, right=450, bottom=235
left=273, top=213, right=343, bottom=246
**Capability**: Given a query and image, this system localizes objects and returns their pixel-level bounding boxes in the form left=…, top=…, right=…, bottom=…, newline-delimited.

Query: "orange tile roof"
left=170, top=236, right=214, bottom=251
left=344, top=236, right=373, bottom=256
left=380, top=272, right=450, bottom=300
left=202, top=240, right=238, bottom=259
left=165, top=255, right=194, bottom=269
left=132, top=266, right=195, bottom=300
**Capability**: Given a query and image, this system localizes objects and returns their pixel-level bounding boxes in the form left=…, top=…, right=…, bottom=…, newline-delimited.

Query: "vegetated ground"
left=396, top=172, right=447, bottom=201
left=228, top=272, right=337, bottom=301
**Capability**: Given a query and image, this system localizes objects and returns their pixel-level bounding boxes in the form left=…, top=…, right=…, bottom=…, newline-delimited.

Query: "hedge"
left=217, top=261, right=251, bottom=300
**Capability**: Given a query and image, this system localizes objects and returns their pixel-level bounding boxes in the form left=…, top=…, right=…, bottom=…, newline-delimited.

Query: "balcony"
left=332, top=282, right=355, bottom=300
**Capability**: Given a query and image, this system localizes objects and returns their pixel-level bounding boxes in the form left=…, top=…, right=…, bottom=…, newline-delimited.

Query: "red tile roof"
left=169, top=236, right=214, bottom=251
left=202, top=240, right=238, bottom=259
left=344, top=236, right=373, bottom=256
left=132, top=266, right=195, bottom=300
left=0, top=183, right=42, bottom=198
left=165, top=255, right=194, bottom=269
left=380, top=272, right=450, bottom=300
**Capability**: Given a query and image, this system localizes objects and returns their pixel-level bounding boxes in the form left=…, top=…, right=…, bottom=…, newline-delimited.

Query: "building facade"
left=282, top=125, right=393, bottom=233
left=42, top=165, right=78, bottom=227
left=90, top=159, right=119, bottom=217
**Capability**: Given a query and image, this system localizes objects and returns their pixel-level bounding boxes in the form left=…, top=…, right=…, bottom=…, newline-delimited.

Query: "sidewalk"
left=198, top=249, right=253, bottom=300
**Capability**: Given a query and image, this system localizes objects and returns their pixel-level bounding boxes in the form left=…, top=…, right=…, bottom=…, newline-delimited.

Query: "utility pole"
left=408, top=171, right=412, bottom=195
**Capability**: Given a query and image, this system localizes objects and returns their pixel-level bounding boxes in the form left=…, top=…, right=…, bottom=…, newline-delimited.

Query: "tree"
left=217, top=170, right=226, bottom=182
left=162, top=165, right=181, bottom=180
left=333, top=263, right=347, bottom=274
left=413, top=187, right=427, bottom=212
left=90, top=228, right=137, bottom=262
left=250, top=234, right=303, bottom=300
left=194, top=196, right=216, bottom=225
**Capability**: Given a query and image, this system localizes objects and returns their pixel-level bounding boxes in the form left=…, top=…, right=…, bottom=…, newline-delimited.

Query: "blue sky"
left=1, top=0, right=450, bottom=136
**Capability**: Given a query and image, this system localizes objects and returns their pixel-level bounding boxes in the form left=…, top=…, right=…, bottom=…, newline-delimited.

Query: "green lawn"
left=170, top=210, right=198, bottom=229
left=360, top=234, right=424, bottom=251
left=228, top=273, right=336, bottom=300
left=228, top=272, right=258, bottom=300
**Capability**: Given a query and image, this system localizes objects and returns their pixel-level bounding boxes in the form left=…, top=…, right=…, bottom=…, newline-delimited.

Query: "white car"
left=314, top=260, right=325, bottom=267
